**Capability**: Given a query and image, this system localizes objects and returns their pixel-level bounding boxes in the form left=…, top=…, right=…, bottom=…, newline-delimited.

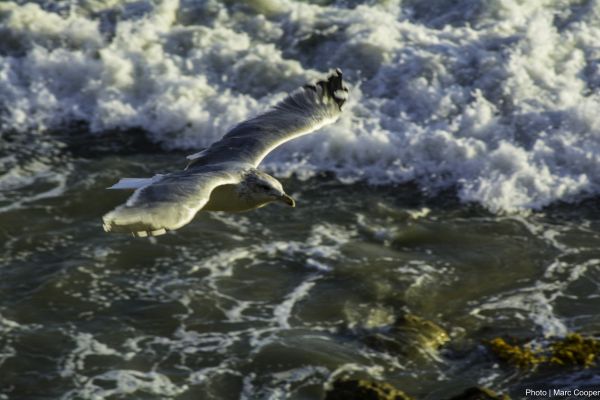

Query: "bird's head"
left=245, top=170, right=295, bottom=207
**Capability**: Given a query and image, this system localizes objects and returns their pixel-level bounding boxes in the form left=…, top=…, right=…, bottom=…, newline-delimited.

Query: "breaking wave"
left=2, top=0, right=600, bottom=211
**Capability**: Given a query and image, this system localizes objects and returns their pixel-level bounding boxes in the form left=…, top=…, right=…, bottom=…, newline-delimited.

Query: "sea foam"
left=2, top=0, right=600, bottom=211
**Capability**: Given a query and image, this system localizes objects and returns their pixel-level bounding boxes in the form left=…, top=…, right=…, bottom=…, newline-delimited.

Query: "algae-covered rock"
left=399, top=314, right=450, bottom=350
left=549, top=333, right=600, bottom=367
left=344, top=302, right=397, bottom=330
left=325, top=379, right=414, bottom=400
left=446, top=387, right=510, bottom=400
left=364, top=313, right=449, bottom=357
left=488, top=333, right=600, bottom=369
left=488, top=337, right=545, bottom=368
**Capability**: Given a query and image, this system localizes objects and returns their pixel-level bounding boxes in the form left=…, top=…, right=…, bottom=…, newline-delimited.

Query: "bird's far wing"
left=102, top=167, right=241, bottom=237
left=186, top=69, right=348, bottom=169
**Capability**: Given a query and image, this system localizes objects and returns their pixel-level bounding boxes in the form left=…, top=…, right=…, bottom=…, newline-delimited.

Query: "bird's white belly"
left=202, top=183, right=265, bottom=212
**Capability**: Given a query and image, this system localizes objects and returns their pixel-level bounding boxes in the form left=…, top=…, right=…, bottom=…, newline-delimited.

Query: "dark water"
left=2, top=138, right=600, bottom=399
left=4, top=0, right=600, bottom=398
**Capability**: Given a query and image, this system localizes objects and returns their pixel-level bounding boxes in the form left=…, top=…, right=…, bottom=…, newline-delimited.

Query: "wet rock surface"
left=362, top=313, right=450, bottom=358
left=342, top=301, right=448, bottom=349
left=488, top=333, right=600, bottom=369
left=325, top=379, right=414, bottom=400
left=445, top=387, right=511, bottom=400
left=325, top=380, right=510, bottom=400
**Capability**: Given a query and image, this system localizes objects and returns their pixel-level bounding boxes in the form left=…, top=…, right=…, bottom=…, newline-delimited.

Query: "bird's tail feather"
left=107, top=177, right=154, bottom=190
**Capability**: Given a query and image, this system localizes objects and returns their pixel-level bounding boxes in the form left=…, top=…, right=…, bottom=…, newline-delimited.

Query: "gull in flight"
left=102, top=69, right=348, bottom=237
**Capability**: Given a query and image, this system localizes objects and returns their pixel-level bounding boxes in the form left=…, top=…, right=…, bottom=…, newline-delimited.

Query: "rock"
left=344, top=302, right=397, bottom=330
left=549, top=333, right=600, bottom=367
left=399, top=314, right=450, bottom=350
left=487, top=333, right=600, bottom=369
left=364, top=314, right=449, bottom=357
left=487, top=337, right=545, bottom=368
left=446, top=387, right=510, bottom=400
left=325, top=379, right=414, bottom=400
left=324, top=380, right=510, bottom=400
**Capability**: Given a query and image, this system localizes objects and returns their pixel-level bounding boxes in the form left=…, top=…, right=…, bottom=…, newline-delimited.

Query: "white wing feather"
left=102, top=168, right=242, bottom=236
left=186, top=69, right=348, bottom=169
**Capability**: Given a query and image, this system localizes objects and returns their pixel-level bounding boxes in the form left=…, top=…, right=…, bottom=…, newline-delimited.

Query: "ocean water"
left=2, top=0, right=600, bottom=399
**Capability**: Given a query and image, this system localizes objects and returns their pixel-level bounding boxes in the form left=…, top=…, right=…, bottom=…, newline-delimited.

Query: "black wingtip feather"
left=315, top=68, right=348, bottom=109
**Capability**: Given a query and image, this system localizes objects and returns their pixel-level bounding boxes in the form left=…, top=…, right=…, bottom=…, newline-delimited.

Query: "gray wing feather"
left=186, top=69, right=348, bottom=169
left=102, top=167, right=242, bottom=236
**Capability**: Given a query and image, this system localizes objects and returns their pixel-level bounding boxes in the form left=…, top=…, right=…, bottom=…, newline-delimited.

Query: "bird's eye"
left=257, top=184, right=271, bottom=191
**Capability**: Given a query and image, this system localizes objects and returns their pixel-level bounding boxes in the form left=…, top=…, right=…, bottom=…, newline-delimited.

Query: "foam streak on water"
left=3, top=0, right=600, bottom=210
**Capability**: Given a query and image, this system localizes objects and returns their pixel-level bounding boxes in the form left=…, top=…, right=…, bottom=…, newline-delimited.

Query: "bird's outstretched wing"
left=102, top=167, right=241, bottom=237
left=186, top=69, right=348, bottom=169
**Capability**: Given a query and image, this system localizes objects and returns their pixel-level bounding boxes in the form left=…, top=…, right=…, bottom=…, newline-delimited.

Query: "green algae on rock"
left=399, top=314, right=450, bottom=350
left=325, top=379, right=414, bottom=400
left=363, top=314, right=450, bottom=358
left=488, top=337, right=546, bottom=368
left=549, top=333, right=600, bottom=367
left=488, top=333, right=600, bottom=369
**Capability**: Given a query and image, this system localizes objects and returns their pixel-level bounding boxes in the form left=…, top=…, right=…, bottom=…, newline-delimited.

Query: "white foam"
left=324, top=363, right=386, bottom=391
left=471, top=258, right=600, bottom=336
left=0, top=313, right=20, bottom=332
left=61, top=332, right=123, bottom=378
left=64, top=369, right=187, bottom=399
left=4, top=1, right=600, bottom=211
left=190, top=223, right=353, bottom=279
left=273, top=277, right=317, bottom=329
left=0, top=153, right=71, bottom=213
left=188, top=363, right=240, bottom=385
left=0, top=313, right=19, bottom=368
left=181, top=223, right=352, bottom=328
left=188, top=247, right=253, bottom=276
left=471, top=288, right=569, bottom=337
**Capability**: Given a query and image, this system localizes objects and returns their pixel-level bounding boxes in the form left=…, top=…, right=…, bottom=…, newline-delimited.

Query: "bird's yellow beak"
left=279, top=193, right=296, bottom=207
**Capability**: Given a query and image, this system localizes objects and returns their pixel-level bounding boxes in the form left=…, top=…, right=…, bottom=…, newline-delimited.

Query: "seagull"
left=102, top=69, right=348, bottom=237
